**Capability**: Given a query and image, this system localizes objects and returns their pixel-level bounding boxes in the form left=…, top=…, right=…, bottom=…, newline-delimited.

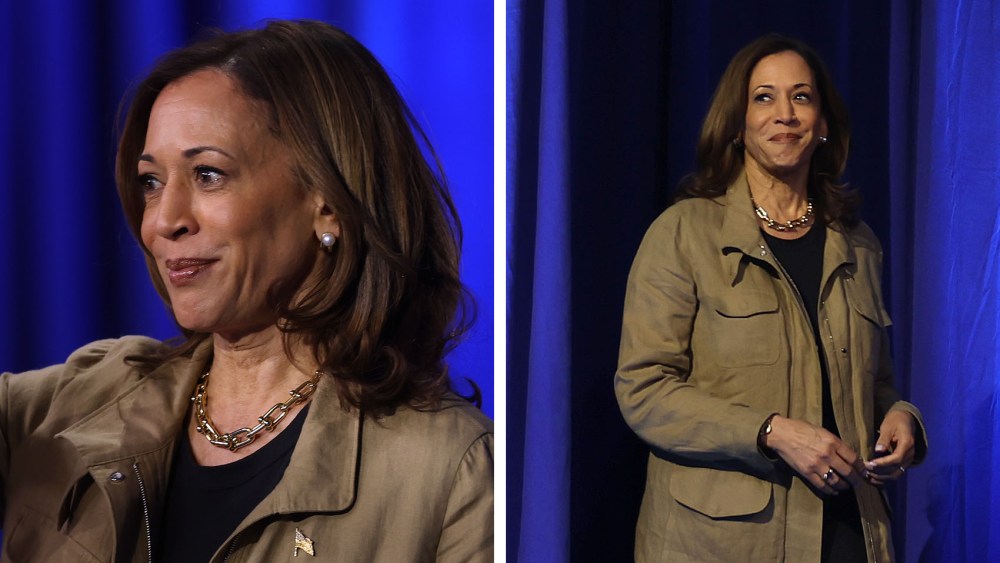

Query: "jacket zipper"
left=133, top=462, right=153, bottom=563
left=222, top=531, right=241, bottom=562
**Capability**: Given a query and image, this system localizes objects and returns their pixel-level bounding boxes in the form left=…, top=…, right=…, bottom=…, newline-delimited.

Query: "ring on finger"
left=823, top=468, right=835, bottom=481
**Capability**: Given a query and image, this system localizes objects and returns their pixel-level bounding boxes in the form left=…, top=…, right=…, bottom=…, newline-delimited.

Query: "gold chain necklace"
left=191, top=370, right=321, bottom=451
left=752, top=197, right=814, bottom=232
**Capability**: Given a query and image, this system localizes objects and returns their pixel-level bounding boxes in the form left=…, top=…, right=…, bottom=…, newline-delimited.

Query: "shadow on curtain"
left=508, top=0, right=999, bottom=560
left=0, top=1, right=493, bottom=416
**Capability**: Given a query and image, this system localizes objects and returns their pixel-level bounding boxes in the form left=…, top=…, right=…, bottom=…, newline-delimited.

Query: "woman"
left=0, top=20, right=492, bottom=562
left=615, top=34, right=927, bottom=562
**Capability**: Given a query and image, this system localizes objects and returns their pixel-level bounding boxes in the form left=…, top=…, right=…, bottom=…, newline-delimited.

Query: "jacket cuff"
left=888, top=400, right=928, bottom=465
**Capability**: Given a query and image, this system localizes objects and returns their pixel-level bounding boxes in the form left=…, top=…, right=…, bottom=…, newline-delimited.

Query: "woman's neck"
left=187, top=325, right=316, bottom=466
left=745, top=158, right=810, bottom=221
left=208, top=326, right=313, bottom=400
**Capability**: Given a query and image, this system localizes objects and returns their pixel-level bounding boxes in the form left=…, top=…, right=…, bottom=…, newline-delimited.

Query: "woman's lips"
left=769, top=133, right=802, bottom=143
left=165, top=258, right=217, bottom=285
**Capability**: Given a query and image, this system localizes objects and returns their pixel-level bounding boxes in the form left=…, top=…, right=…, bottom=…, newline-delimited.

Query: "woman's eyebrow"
left=138, top=145, right=236, bottom=163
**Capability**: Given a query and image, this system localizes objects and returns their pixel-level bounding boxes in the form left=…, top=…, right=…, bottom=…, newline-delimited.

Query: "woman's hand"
left=864, top=410, right=917, bottom=486
left=763, top=415, right=867, bottom=495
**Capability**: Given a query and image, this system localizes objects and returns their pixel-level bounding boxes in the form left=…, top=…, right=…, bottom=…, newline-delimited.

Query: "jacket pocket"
left=710, top=289, right=782, bottom=368
left=4, top=505, right=103, bottom=563
left=848, top=284, right=890, bottom=328
left=846, top=284, right=889, bottom=374
left=669, top=465, right=772, bottom=518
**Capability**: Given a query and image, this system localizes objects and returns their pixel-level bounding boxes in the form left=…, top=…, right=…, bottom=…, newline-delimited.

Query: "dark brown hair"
left=115, top=20, right=474, bottom=414
left=676, top=34, right=859, bottom=226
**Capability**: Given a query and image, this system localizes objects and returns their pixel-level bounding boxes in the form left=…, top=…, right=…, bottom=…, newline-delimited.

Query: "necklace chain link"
left=752, top=197, right=814, bottom=232
left=192, top=370, right=321, bottom=451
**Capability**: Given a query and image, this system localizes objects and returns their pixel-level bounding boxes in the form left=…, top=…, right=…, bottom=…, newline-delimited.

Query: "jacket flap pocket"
left=848, top=287, right=891, bottom=327
left=669, top=465, right=771, bottom=518
left=714, top=288, right=778, bottom=318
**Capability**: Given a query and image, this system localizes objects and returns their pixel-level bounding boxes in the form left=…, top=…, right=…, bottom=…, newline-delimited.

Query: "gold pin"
left=293, top=528, right=315, bottom=557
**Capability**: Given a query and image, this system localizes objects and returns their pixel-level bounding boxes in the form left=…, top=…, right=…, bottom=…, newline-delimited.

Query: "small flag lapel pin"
left=293, top=528, right=315, bottom=557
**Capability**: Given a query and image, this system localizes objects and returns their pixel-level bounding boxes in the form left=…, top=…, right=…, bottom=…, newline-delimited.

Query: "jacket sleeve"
left=435, top=432, right=493, bottom=562
left=615, top=212, right=775, bottom=474
left=0, top=337, right=161, bottom=519
left=857, top=234, right=928, bottom=466
left=872, top=321, right=929, bottom=466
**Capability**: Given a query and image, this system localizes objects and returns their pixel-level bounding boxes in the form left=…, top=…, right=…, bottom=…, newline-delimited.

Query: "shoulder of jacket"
left=1, top=336, right=169, bottom=443
left=369, top=395, right=493, bottom=450
left=643, top=197, right=723, bottom=237
left=842, top=220, right=883, bottom=254
left=61, top=336, right=167, bottom=374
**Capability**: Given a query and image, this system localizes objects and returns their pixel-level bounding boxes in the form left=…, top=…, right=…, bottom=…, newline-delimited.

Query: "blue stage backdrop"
left=0, top=2, right=493, bottom=417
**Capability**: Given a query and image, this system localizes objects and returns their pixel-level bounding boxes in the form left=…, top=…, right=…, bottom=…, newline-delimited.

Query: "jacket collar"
left=243, top=376, right=362, bottom=518
left=57, top=337, right=362, bottom=515
left=720, top=173, right=769, bottom=261
left=56, top=339, right=211, bottom=464
left=717, top=171, right=857, bottom=283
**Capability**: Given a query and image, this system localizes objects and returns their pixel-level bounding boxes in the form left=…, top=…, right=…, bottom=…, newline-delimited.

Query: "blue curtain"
left=904, top=0, right=1000, bottom=561
left=507, top=0, right=572, bottom=560
left=0, top=1, right=493, bottom=417
left=508, top=0, right=999, bottom=560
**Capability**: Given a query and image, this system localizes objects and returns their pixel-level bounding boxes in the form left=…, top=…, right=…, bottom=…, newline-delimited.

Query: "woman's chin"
left=170, top=306, right=223, bottom=334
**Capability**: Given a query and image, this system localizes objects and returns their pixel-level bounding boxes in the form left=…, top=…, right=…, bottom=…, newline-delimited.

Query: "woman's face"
left=743, top=50, right=828, bottom=179
left=138, top=69, right=322, bottom=338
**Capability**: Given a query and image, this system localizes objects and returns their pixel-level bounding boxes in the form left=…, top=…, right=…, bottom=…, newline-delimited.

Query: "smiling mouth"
left=770, top=133, right=802, bottom=143
left=165, top=258, right=217, bottom=285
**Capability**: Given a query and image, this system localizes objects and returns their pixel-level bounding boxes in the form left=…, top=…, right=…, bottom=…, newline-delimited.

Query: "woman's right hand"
left=763, top=415, right=868, bottom=495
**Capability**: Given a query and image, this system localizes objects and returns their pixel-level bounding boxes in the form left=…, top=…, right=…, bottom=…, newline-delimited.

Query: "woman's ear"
left=313, top=192, right=341, bottom=245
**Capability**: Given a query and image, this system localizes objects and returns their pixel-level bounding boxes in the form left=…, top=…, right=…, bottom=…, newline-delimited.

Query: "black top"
left=763, top=225, right=867, bottom=563
left=762, top=225, right=837, bottom=433
left=158, top=405, right=309, bottom=562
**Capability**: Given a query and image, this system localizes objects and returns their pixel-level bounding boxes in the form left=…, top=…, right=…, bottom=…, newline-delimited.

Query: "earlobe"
left=319, top=231, right=337, bottom=250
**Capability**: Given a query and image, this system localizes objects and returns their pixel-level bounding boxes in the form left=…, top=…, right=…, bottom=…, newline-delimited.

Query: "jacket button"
left=109, top=472, right=126, bottom=482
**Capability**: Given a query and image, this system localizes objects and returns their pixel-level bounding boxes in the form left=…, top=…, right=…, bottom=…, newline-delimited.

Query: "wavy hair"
left=115, top=20, right=475, bottom=414
left=676, top=34, right=859, bottom=226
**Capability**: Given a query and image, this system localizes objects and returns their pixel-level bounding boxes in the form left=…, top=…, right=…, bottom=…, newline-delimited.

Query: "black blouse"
left=157, top=405, right=309, bottom=562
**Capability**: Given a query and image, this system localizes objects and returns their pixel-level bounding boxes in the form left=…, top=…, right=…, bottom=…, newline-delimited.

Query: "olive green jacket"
left=0, top=337, right=493, bottom=562
left=615, top=176, right=927, bottom=563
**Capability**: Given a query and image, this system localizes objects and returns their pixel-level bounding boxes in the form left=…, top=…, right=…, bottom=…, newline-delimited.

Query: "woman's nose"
left=775, top=98, right=798, bottom=124
left=153, top=183, right=197, bottom=240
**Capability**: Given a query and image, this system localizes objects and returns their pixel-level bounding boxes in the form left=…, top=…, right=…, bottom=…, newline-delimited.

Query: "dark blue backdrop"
left=508, top=0, right=999, bottom=561
left=0, top=1, right=493, bottom=417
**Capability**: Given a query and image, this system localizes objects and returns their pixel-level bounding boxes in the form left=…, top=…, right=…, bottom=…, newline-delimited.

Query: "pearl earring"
left=320, top=232, right=336, bottom=249
left=819, top=136, right=828, bottom=144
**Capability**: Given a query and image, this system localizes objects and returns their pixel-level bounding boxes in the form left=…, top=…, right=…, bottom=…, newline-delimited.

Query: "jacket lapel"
left=240, top=379, right=363, bottom=519
left=719, top=173, right=781, bottom=284
left=55, top=341, right=210, bottom=464
left=821, top=222, right=857, bottom=287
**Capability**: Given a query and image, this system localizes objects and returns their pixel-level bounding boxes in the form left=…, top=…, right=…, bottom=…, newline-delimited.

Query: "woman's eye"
left=194, top=165, right=225, bottom=185
left=138, top=174, right=162, bottom=194
left=754, top=93, right=772, bottom=103
left=794, top=92, right=812, bottom=102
